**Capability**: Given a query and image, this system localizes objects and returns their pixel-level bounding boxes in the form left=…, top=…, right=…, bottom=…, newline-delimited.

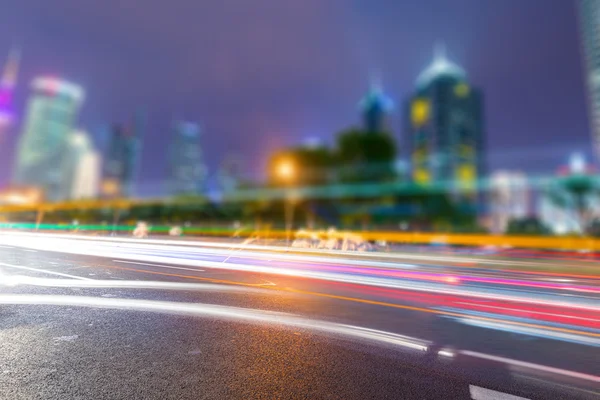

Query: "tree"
left=335, top=128, right=397, bottom=183
left=506, top=217, right=552, bottom=236
left=588, top=218, right=600, bottom=237
left=268, top=145, right=336, bottom=186
left=546, top=172, right=599, bottom=235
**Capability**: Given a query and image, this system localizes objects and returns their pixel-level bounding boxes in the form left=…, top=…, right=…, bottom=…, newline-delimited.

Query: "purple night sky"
left=0, top=0, right=592, bottom=195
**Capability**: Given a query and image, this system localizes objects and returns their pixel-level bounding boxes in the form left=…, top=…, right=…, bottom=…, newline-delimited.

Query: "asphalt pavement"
left=0, top=233, right=598, bottom=399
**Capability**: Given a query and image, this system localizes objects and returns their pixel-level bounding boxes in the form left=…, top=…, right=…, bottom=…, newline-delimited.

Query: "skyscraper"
left=62, top=130, right=100, bottom=200
left=358, top=81, right=394, bottom=132
left=101, top=120, right=142, bottom=198
left=406, top=46, right=485, bottom=199
left=167, top=121, right=207, bottom=195
left=217, top=154, right=244, bottom=194
left=0, top=48, right=20, bottom=137
left=13, top=77, right=85, bottom=201
left=218, top=153, right=244, bottom=195
left=579, top=0, right=600, bottom=162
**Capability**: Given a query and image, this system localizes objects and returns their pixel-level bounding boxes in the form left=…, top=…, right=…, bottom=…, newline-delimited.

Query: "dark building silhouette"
left=167, top=121, right=206, bottom=195
left=359, top=81, right=393, bottom=133
left=101, top=113, right=144, bottom=198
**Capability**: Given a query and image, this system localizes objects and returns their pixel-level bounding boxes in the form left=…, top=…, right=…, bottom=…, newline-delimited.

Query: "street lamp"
left=277, top=160, right=295, bottom=181
left=277, top=159, right=296, bottom=244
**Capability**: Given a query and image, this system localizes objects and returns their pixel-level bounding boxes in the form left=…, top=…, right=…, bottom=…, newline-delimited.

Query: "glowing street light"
left=276, top=159, right=297, bottom=244
left=277, top=160, right=295, bottom=181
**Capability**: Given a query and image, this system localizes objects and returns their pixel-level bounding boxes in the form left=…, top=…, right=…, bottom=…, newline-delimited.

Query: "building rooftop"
left=358, top=82, right=394, bottom=112
left=32, top=77, right=85, bottom=102
left=416, top=44, right=466, bottom=89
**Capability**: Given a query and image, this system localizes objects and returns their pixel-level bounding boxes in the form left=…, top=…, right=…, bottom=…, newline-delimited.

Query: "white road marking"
left=0, top=262, right=92, bottom=280
left=23, top=249, right=38, bottom=253
left=112, top=260, right=205, bottom=273
left=437, top=349, right=454, bottom=358
left=469, top=385, right=529, bottom=400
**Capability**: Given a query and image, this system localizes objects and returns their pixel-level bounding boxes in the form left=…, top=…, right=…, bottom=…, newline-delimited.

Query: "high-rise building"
left=358, top=81, right=394, bottom=133
left=62, top=131, right=100, bottom=200
left=62, top=130, right=100, bottom=200
left=167, top=121, right=207, bottom=195
left=13, top=77, right=85, bottom=201
left=218, top=153, right=245, bottom=195
left=101, top=113, right=144, bottom=198
left=0, top=48, right=20, bottom=137
left=406, top=45, right=485, bottom=202
left=489, top=171, right=530, bottom=233
left=579, top=0, right=600, bottom=162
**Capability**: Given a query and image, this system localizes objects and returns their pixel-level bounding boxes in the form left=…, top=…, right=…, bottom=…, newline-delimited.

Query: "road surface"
left=0, top=232, right=598, bottom=399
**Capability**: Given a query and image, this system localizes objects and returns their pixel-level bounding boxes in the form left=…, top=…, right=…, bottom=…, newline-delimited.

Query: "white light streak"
left=462, top=350, right=600, bottom=384
left=0, top=294, right=429, bottom=352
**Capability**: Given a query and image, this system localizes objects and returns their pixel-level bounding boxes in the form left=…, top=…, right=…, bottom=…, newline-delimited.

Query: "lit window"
left=414, top=168, right=430, bottom=183
left=454, top=83, right=470, bottom=97
left=411, top=98, right=430, bottom=127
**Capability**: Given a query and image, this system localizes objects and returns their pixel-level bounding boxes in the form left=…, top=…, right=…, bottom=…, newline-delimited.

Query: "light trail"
left=456, top=317, right=600, bottom=347
left=99, top=264, right=600, bottom=342
left=1, top=234, right=598, bottom=296
left=1, top=231, right=599, bottom=273
left=1, top=234, right=597, bottom=312
left=101, top=257, right=600, bottom=312
left=0, top=294, right=429, bottom=352
left=1, top=232, right=598, bottom=339
left=460, top=350, right=600, bottom=384
left=0, top=276, right=273, bottom=293
left=113, top=260, right=206, bottom=273
left=456, top=302, right=600, bottom=325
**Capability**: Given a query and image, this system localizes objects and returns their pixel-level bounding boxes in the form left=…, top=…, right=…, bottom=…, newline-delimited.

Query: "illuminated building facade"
left=579, top=0, right=600, bottom=162
left=13, top=77, right=85, bottom=201
left=405, top=46, right=485, bottom=208
left=489, top=170, right=530, bottom=233
left=0, top=48, right=20, bottom=136
left=101, top=118, right=142, bottom=198
left=359, top=81, right=394, bottom=133
left=63, top=130, right=100, bottom=200
left=0, top=186, right=43, bottom=205
left=167, top=121, right=207, bottom=195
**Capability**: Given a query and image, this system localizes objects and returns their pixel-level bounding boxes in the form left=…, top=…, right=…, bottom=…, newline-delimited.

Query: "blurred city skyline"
left=0, top=0, right=593, bottom=195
